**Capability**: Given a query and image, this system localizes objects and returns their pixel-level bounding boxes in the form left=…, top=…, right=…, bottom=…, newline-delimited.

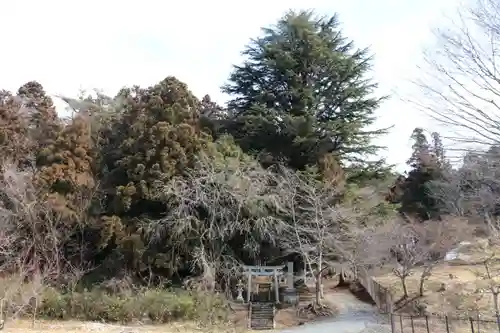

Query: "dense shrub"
left=0, top=276, right=229, bottom=326
left=37, top=287, right=230, bottom=324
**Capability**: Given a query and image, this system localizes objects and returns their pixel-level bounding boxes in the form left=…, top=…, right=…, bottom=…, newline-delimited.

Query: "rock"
left=445, top=240, right=488, bottom=265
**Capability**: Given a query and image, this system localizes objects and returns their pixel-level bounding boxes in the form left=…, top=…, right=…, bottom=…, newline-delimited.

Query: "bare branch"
left=145, top=152, right=286, bottom=288
left=408, top=0, right=500, bottom=152
left=429, top=151, right=500, bottom=235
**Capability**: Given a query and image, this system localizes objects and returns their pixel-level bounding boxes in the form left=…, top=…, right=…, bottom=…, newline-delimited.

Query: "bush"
left=36, top=286, right=230, bottom=324
left=0, top=274, right=231, bottom=326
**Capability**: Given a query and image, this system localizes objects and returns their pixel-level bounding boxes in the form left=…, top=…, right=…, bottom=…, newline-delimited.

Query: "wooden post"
left=273, top=270, right=280, bottom=303
left=247, top=270, right=252, bottom=303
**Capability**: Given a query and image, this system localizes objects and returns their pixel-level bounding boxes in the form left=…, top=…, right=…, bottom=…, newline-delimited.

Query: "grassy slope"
left=375, top=239, right=500, bottom=318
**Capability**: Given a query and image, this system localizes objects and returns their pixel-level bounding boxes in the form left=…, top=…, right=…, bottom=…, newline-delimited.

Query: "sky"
left=0, top=0, right=463, bottom=172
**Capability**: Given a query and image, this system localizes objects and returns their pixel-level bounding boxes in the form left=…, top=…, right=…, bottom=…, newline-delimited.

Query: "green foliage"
left=222, top=10, right=387, bottom=172
left=0, top=7, right=489, bottom=327
left=0, top=75, right=392, bottom=288
left=37, top=287, right=229, bottom=324
left=393, top=128, right=448, bottom=220
left=104, top=77, right=209, bottom=207
left=0, top=8, right=398, bottom=320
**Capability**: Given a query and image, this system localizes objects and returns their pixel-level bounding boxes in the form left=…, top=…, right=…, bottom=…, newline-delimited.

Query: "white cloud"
left=0, top=0, right=461, bottom=172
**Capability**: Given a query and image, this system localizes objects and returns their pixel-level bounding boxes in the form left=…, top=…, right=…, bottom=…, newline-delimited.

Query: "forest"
left=1, top=2, right=500, bottom=330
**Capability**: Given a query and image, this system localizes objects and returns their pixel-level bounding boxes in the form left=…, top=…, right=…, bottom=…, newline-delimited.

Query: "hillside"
left=375, top=238, right=500, bottom=319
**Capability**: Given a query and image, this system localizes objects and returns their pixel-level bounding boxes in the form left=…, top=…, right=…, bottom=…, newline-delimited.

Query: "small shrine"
left=237, top=262, right=297, bottom=304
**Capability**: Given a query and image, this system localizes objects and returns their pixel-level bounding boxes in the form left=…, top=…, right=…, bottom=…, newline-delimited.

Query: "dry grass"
left=1, top=319, right=253, bottom=333
left=375, top=238, right=500, bottom=319
left=0, top=273, right=343, bottom=332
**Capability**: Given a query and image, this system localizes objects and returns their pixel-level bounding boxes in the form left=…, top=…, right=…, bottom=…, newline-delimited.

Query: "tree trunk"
left=315, top=274, right=322, bottom=306
left=401, top=277, right=408, bottom=298
left=418, top=266, right=433, bottom=297
left=317, top=254, right=323, bottom=301
left=320, top=274, right=324, bottom=299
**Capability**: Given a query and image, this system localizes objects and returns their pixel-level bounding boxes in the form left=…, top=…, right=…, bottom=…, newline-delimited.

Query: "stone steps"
left=249, top=302, right=275, bottom=330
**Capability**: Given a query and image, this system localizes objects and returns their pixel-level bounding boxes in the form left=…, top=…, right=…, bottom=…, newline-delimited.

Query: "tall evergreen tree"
left=400, top=128, right=445, bottom=220
left=407, top=127, right=430, bottom=168
left=222, top=10, right=387, bottom=171
left=35, top=112, right=96, bottom=218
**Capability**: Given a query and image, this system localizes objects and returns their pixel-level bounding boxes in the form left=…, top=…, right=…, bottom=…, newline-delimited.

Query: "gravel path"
left=278, top=289, right=392, bottom=333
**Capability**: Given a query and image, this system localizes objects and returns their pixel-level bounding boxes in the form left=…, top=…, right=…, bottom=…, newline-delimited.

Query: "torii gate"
left=242, top=264, right=291, bottom=303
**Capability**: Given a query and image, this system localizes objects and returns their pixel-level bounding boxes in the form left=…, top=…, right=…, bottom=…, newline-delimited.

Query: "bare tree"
left=147, top=149, right=285, bottom=292
left=470, top=240, right=500, bottom=329
left=0, top=161, right=96, bottom=329
left=369, top=217, right=470, bottom=301
left=269, top=167, right=343, bottom=308
left=429, top=153, right=500, bottom=236
left=409, top=0, right=500, bottom=152
left=333, top=185, right=400, bottom=280
left=269, top=170, right=401, bottom=308
left=0, top=163, right=53, bottom=327
left=385, top=223, right=419, bottom=299
left=414, top=217, right=471, bottom=297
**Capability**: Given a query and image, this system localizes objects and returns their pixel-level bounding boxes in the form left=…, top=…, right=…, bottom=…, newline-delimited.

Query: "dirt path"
left=278, top=288, right=391, bottom=333
left=1, top=320, right=242, bottom=333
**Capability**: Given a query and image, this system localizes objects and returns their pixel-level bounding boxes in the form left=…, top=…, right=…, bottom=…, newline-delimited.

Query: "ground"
left=1, top=320, right=251, bottom=333
left=372, top=239, right=500, bottom=333
left=374, top=239, right=500, bottom=319
left=375, top=264, right=493, bottom=315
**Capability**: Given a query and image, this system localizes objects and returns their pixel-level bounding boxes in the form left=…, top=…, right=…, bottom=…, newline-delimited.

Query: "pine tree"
left=222, top=10, right=387, bottom=171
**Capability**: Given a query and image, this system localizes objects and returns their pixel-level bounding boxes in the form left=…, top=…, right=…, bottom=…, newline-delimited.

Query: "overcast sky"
left=0, top=0, right=463, bottom=172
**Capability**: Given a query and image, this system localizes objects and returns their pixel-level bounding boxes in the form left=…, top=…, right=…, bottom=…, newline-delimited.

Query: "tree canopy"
left=0, top=8, right=460, bottom=293
left=221, top=10, right=387, bottom=172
